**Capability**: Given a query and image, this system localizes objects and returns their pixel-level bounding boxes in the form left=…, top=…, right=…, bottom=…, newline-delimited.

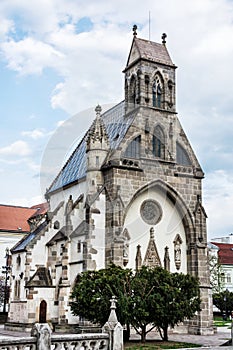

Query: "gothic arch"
left=176, top=142, right=192, bottom=166
left=39, top=300, right=47, bottom=323
left=124, top=135, right=141, bottom=159
left=152, top=71, right=164, bottom=108
left=129, top=74, right=137, bottom=106
left=123, top=179, right=195, bottom=246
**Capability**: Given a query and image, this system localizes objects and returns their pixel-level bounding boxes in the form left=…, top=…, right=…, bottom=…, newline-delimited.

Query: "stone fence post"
left=102, top=296, right=123, bottom=350
left=31, top=323, right=52, bottom=350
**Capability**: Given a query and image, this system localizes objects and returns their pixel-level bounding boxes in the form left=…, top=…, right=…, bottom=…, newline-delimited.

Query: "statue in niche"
left=66, top=195, right=73, bottom=228
left=173, top=234, right=182, bottom=270
left=122, top=228, right=130, bottom=266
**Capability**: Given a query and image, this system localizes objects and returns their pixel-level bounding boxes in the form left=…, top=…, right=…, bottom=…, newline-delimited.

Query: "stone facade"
left=7, top=31, right=213, bottom=334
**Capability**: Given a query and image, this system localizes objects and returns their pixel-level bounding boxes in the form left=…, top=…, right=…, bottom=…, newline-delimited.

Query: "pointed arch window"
left=124, top=135, right=141, bottom=159
left=129, top=76, right=137, bottom=106
left=176, top=142, right=191, bottom=166
left=152, top=126, right=165, bottom=159
left=153, top=76, right=163, bottom=108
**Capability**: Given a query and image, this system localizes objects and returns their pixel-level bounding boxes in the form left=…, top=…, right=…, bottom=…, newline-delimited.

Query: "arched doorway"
left=39, top=300, right=47, bottom=323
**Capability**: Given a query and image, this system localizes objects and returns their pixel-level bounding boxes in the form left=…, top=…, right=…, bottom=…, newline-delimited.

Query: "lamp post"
left=2, top=248, right=11, bottom=313
left=223, top=289, right=228, bottom=321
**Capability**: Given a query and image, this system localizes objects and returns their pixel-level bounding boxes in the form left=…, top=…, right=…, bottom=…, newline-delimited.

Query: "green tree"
left=70, top=265, right=132, bottom=331
left=209, top=254, right=224, bottom=293
left=70, top=265, right=201, bottom=342
left=213, top=289, right=233, bottom=318
left=130, top=266, right=201, bottom=342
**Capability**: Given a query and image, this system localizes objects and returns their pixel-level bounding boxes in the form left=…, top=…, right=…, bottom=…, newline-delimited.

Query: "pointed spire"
left=135, top=244, right=142, bottom=271
left=86, top=105, right=109, bottom=151
left=164, top=246, right=170, bottom=271
left=143, top=227, right=161, bottom=267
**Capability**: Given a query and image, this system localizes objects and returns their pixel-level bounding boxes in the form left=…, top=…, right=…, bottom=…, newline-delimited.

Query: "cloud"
left=7, top=194, right=45, bottom=207
left=0, top=0, right=232, bottom=238
left=1, top=37, right=64, bottom=75
left=0, top=140, right=31, bottom=156
left=21, top=128, right=50, bottom=140
left=204, top=170, right=233, bottom=238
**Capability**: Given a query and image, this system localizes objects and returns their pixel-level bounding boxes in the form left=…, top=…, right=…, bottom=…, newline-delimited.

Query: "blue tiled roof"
left=47, top=101, right=135, bottom=194
left=12, top=221, right=48, bottom=252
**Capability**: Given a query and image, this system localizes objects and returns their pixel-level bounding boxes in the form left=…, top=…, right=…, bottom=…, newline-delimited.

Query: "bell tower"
left=123, top=25, right=177, bottom=113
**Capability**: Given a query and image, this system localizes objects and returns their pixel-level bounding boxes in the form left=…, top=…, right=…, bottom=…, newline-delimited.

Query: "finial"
left=132, top=24, right=137, bottom=37
left=107, top=296, right=118, bottom=323
left=150, top=227, right=154, bottom=239
left=95, top=104, right=102, bottom=117
left=162, top=33, right=167, bottom=44
left=110, top=296, right=117, bottom=310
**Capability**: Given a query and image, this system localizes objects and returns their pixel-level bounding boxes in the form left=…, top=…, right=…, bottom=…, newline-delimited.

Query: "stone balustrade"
left=0, top=297, right=123, bottom=350
left=0, top=333, right=109, bottom=350
left=51, top=333, right=109, bottom=350
left=0, top=336, right=36, bottom=350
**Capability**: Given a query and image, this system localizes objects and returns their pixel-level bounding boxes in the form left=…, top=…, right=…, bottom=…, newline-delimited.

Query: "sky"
left=0, top=0, right=232, bottom=240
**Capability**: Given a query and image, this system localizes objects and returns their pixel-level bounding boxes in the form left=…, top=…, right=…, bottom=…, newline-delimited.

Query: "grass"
left=213, top=315, right=232, bottom=327
left=124, top=340, right=201, bottom=349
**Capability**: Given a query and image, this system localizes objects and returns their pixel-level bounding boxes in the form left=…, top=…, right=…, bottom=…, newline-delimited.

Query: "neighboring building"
left=0, top=204, right=45, bottom=269
left=0, top=203, right=48, bottom=311
left=210, top=241, right=233, bottom=292
left=211, top=234, right=233, bottom=244
left=7, top=29, right=213, bottom=334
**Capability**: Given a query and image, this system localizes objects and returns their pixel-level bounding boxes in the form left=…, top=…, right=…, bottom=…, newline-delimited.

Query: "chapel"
left=7, top=27, right=213, bottom=334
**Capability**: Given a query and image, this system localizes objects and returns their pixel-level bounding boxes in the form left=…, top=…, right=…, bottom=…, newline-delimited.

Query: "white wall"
left=124, top=187, right=187, bottom=273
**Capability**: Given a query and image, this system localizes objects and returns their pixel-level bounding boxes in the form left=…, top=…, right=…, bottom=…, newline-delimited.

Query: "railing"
left=0, top=336, right=36, bottom=350
left=0, top=297, right=123, bottom=350
left=0, top=333, right=109, bottom=350
left=51, top=333, right=109, bottom=350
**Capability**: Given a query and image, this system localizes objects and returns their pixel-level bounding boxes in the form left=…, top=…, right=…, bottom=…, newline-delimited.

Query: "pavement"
left=129, top=326, right=233, bottom=349
left=0, top=324, right=232, bottom=349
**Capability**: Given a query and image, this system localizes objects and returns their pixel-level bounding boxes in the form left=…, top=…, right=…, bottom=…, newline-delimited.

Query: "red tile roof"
left=30, top=203, right=49, bottom=218
left=0, top=203, right=48, bottom=233
left=211, top=242, right=233, bottom=265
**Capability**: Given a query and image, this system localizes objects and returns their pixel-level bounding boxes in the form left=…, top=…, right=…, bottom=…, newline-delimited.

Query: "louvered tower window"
left=153, top=76, right=162, bottom=108
left=125, top=136, right=141, bottom=159
left=153, top=126, right=165, bottom=159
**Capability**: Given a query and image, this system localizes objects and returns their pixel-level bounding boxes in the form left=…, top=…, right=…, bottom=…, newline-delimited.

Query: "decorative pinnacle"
left=107, top=296, right=118, bottom=323
left=162, top=33, right=167, bottom=44
left=132, top=24, right=137, bottom=37
left=95, top=104, right=102, bottom=117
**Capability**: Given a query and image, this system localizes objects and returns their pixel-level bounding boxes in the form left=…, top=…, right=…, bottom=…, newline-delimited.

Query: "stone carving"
left=140, top=200, right=162, bottom=225
left=122, top=228, right=130, bottom=266
left=103, top=296, right=123, bottom=350
left=31, top=323, right=52, bottom=350
left=173, top=234, right=183, bottom=270
left=143, top=227, right=161, bottom=267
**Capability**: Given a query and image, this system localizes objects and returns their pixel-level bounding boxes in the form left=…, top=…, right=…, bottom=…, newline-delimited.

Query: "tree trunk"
left=141, top=325, right=147, bottom=343
left=123, top=323, right=130, bottom=341
left=162, top=326, right=168, bottom=341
